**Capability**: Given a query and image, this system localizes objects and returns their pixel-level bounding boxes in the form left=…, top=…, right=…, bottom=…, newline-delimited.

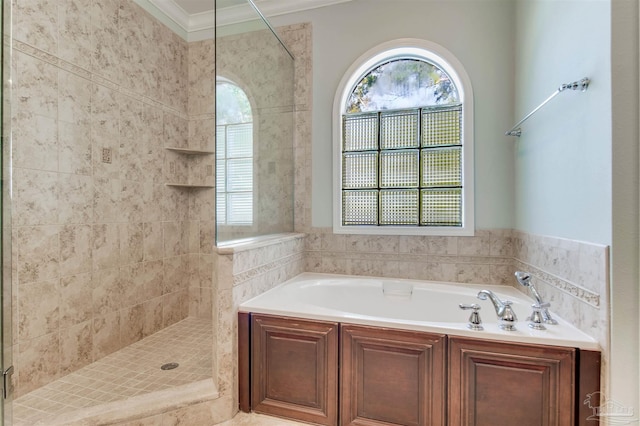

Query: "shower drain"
left=161, top=362, right=179, bottom=370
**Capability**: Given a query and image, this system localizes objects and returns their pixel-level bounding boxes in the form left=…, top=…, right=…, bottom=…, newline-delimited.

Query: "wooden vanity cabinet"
left=239, top=313, right=601, bottom=426
left=340, top=324, right=446, bottom=426
left=449, top=336, right=578, bottom=426
left=249, top=314, right=339, bottom=426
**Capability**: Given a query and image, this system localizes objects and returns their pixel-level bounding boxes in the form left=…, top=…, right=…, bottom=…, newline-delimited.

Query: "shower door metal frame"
left=1, top=0, right=13, bottom=423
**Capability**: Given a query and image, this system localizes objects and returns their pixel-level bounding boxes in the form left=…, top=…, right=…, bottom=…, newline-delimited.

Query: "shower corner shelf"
left=165, top=183, right=215, bottom=189
left=165, top=146, right=215, bottom=155
left=164, top=146, right=215, bottom=189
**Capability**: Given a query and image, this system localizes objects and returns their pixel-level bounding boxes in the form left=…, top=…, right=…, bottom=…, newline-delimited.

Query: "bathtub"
left=239, top=272, right=599, bottom=350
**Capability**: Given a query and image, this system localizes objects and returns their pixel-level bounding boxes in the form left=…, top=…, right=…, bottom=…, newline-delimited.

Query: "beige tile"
left=58, top=0, right=92, bottom=69
left=14, top=0, right=58, bottom=54
left=58, top=173, right=94, bottom=224
left=17, top=225, right=60, bottom=284
left=92, top=223, right=120, bottom=270
left=60, top=224, right=92, bottom=277
left=92, top=267, right=122, bottom=315
left=89, top=0, right=120, bottom=82
left=13, top=112, right=58, bottom=171
left=16, top=332, right=61, bottom=396
left=14, top=168, right=59, bottom=226
left=59, top=320, right=92, bottom=374
left=18, top=279, right=59, bottom=340
left=120, top=222, right=144, bottom=265
left=92, top=311, right=121, bottom=359
left=59, top=273, right=93, bottom=328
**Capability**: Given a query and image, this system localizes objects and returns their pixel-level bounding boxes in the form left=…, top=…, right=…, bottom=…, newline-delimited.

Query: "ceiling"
left=146, top=0, right=352, bottom=39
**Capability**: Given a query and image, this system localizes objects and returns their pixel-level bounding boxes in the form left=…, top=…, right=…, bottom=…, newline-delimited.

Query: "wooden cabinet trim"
left=251, top=314, right=339, bottom=426
left=238, top=312, right=251, bottom=413
left=449, top=336, right=576, bottom=426
left=341, top=324, right=447, bottom=426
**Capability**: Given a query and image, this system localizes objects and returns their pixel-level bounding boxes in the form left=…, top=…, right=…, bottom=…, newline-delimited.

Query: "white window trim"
left=216, top=77, right=258, bottom=231
left=332, top=38, right=475, bottom=236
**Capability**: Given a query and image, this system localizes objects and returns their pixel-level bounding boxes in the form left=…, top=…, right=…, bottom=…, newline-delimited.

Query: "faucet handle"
left=499, top=301, right=518, bottom=331
left=459, top=304, right=483, bottom=331
left=528, top=302, right=548, bottom=330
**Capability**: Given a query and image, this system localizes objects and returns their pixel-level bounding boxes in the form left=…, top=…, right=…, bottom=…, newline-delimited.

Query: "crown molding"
left=217, top=0, right=352, bottom=26
left=135, top=0, right=352, bottom=41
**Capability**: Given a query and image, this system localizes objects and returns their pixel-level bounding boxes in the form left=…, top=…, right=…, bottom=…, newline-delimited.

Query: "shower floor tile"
left=13, top=317, right=212, bottom=426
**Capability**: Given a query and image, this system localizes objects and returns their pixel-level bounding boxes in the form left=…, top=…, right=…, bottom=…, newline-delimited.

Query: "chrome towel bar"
left=506, top=77, right=590, bottom=137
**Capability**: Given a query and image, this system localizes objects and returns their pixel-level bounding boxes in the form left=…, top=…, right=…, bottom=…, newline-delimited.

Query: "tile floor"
left=13, top=317, right=212, bottom=426
left=219, top=412, right=309, bottom=425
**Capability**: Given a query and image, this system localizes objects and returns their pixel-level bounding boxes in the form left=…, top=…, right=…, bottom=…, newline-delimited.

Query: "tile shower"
left=8, top=1, right=610, bottom=425
left=11, top=0, right=216, bottom=421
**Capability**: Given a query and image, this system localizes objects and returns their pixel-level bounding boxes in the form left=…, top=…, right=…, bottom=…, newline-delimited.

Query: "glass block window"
left=335, top=43, right=473, bottom=235
left=342, top=105, right=462, bottom=227
left=216, top=80, right=253, bottom=226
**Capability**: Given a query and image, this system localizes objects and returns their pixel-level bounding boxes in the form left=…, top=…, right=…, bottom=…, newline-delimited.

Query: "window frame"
left=332, top=39, right=475, bottom=236
left=216, top=78, right=256, bottom=229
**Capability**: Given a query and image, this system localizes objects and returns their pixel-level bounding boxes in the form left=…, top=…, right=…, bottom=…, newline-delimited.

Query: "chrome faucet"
left=514, top=271, right=558, bottom=325
left=477, top=290, right=517, bottom=331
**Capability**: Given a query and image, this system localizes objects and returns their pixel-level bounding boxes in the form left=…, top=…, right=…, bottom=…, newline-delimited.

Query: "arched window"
left=216, top=79, right=253, bottom=225
left=333, top=39, right=474, bottom=235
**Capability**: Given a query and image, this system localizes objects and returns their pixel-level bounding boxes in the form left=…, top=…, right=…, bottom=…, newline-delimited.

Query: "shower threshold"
left=13, top=317, right=215, bottom=425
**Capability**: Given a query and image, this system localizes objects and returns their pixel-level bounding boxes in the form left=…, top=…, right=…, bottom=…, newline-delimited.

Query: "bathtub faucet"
left=477, top=290, right=517, bottom=331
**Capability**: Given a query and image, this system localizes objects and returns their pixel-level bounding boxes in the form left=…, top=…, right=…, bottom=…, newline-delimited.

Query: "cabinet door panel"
left=449, top=337, right=575, bottom=426
left=251, top=314, right=338, bottom=426
left=341, top=324, right=446, bottom=426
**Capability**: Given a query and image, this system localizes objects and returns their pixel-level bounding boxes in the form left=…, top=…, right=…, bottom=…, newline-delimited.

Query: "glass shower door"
left=1, top=0, right=13, bottom=422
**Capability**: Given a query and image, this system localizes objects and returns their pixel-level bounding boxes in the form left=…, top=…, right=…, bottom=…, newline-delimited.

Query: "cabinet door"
left=341, top=324, right=447, bottom=426
left=251, top=314, right=338, bottom=426
left=449, top=337, right=576, bottom=426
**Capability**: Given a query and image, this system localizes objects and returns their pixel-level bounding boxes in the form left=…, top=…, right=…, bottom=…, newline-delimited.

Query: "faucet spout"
left=477, top=289, right=505, bottom=317
left=477, top=289, right=518, bottom=331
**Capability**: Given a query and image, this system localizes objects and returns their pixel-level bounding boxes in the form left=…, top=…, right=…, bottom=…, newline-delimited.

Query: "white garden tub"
left=239, top=272, right=599, bottom=350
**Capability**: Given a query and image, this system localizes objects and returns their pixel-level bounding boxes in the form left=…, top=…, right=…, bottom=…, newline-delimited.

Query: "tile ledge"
left=37, top=379, right=218, bottom=426
left=216, top=233, right=305, bottom=255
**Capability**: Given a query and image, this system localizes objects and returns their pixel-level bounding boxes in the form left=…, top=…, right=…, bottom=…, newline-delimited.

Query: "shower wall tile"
left=58, top=120, right=92, bottom=175
left=92, top=311, right=122, bottom=360
left=15, top=49, right=58, bottom=119
left=59, top=224, right=92, bottom=277
left=59, top=320, right=92, bottom=375
left=90, top=0, right=120, bottom=83
left=120, top=304, right=145, bottom=346
left=17, top=225, right=60, bottom=284
left=14, top=0, right=58, bottom=55
left=162, top=290, right=189, bottom=327
left=119, top=222, right=144, bottom=265
left=17, top=332, right=61, bottom=395
left=18, top=279, right=59, bottom=341
left=93, top=177, right=121, bottom=223
left=92, top=223, right=120, bottom=271
left=92, top=266, right=123, bottom=316
left=59, top=273, right=93, bottom=328
left=12, top=0, right=214, bottom=398
left=58, top=0, right=93, bottom=70
left=143, top=222, right=164, bottom=262
left=58, top=173, right=94, bottom=224
left=188, top=40, right=215, bottom=116
left=14, top=168, right=59, bottom=227
left=13, top=112, right=58, bottom=172
left=142, top=297, right=164, bottom=337
left=58, top=69, right=91, bottom=125
left=142, top=260, right=164, bottom=300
